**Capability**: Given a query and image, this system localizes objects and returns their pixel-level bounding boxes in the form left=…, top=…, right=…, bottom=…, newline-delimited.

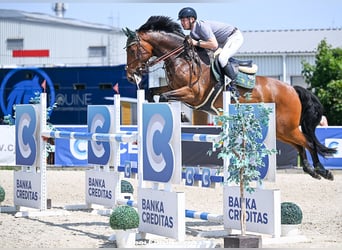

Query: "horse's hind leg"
left=295, top=145, right=322, bottom=180
left=280, top=128, right=334, bottom=180
left=278, top=130, right=322, bottom=180
left=310, top=150, right=334, bottom=180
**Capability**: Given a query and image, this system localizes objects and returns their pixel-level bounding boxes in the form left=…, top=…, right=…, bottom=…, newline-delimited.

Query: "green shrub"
left=109, top=205, right=139, bottom=230
left=0, top=186, right=5, bottom=202
left=281, top=202, right=303, bottom=224
left=121, top=180, right=134, bottom=194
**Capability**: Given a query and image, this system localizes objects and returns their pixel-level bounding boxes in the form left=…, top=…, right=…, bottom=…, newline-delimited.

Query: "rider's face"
left=180, top=17, right=194, bottom=30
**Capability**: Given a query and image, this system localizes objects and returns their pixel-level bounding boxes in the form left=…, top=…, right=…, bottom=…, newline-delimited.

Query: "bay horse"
left=123, top=16, right=336, bottom=181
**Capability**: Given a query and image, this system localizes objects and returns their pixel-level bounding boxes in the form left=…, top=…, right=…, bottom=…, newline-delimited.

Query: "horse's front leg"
left=159, top=86, right=197, bottom=104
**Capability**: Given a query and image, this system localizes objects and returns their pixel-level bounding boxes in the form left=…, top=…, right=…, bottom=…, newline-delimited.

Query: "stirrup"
left=226, top=80, right=239, bottom=98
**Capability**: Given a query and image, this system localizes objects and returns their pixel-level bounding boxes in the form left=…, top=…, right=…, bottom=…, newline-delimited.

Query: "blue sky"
left=1, top=0, right=341, bottom=31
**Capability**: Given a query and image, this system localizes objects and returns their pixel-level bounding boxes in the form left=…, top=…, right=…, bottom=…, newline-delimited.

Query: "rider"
left=178, top=7, right=244, bottom=87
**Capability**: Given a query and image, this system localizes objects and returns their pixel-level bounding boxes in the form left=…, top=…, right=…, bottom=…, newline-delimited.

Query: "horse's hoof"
left=159, top=94, right=168, bottom=102
left=303, top=167, right=321, bottom=180
left=315, top=169, right=334, bottom=181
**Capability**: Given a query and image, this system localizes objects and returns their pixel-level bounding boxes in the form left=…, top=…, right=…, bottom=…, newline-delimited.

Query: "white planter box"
left=115, top=229, right=137, bottom=248
left=281, top=224, right=300, bottom=236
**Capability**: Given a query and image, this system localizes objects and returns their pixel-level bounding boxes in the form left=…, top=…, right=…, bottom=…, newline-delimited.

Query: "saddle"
left=189, top=45, right=258, bottom=115
left=212, top=57, right=258, bottom=89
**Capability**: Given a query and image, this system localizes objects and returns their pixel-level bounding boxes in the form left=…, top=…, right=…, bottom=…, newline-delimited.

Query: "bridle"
left=126, top=32, right=202, bottom=87
left=126, top=34, right=184, bottom=71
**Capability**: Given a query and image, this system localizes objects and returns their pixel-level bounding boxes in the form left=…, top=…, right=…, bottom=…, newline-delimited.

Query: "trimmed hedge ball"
left=110, top=205, right=139, bottom=230
left=281, top=202, right=303, bottom=224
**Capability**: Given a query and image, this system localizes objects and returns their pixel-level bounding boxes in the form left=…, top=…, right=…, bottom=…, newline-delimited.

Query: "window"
left=88, top=46, right=106, bottom=57
left=73, top=83, right=86, bottom=90
left=99, top=83, right=113, bottom=90
left=7, top=38, right=24, bottom=50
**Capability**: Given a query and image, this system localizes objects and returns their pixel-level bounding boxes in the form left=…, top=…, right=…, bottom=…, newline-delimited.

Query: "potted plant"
left=212, top=100, right=276, bottom=248
left=0, top=185, right=5, bottom=204
left=109, top=205, right=139, bottom=248
left=281, top=202, right=303, bottom=236
left=120, top=180, right=134, bottom=200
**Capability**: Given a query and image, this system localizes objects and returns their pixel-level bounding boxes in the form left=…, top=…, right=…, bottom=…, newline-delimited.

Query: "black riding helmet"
left=178, top=7, right=197, bottom=20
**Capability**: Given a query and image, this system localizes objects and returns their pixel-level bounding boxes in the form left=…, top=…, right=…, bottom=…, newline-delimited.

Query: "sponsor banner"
left=307, top=126, right=342, bottom=169
left=142, top=102, right=182, bottom=184
left=54, top=125, right=138, bottom=167
left=15, top=105, right=39, bottom=166
left=55, top=126, right=88, bottom=166
left=120, top=126, right=138, bottom=173
left=0, top=125, right=15, bottom=165
left=87, top=105, right=115, bottom=165
left=223, top=186, right=281, bottom=237
left=13, top=171, right=42, bottom=209
left=138, top=188, right=185, bottom=241
left=85, top=170, right=119, bottom=207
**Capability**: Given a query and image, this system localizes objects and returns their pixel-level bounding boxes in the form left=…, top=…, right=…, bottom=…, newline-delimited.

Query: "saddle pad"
left=236, top=71, right=255, bottom=89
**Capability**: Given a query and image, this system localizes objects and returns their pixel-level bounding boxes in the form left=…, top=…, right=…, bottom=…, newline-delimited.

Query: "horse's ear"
left=129, top=28, right=136, bottom=37
left=122, top=27, right=129, bottom=37
left=122, top=27, right=136, bottom=38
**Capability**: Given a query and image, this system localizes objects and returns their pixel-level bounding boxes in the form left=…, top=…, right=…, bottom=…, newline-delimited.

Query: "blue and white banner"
left=15, top=105, right=39, bottom=166
left=87, top=105, right=115, bottom=165
left=120, top=126, right=138, bottom=171
left=307, top=126, right=342, bottom=169
left=55, top=126, right=88, bottom=166
left=54, top=125, right=138, bottom=168
left=142, top=102, right=181, bottom=184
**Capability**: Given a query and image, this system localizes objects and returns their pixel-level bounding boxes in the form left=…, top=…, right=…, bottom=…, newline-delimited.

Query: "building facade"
left=1, top=9, right=341, bottom=86
left=0, top=9, right=125, bottom=67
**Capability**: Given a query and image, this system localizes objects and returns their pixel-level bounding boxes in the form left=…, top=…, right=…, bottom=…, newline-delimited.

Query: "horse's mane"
left=138, top=16, right=185, bottom=37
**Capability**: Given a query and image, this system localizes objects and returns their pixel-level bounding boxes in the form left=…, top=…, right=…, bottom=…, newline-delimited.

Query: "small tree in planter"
left=109, top=205, right=139, bottom=248
left=212, top=100, right=276, bottom=247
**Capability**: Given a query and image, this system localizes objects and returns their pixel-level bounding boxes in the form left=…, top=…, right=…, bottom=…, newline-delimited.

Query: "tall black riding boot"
left=222, top=62, right=239, bottom=96
left=222, top=62, right=237, bottom=82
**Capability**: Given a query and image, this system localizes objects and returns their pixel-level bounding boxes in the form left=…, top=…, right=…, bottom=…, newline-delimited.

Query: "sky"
left=0, top=0, right=341, bottom=31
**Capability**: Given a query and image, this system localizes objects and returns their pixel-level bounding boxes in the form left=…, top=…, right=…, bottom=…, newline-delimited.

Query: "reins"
left=146, top=44, right=184, bottom=67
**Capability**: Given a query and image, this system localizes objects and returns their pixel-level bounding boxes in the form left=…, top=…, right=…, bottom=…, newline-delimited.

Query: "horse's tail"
left=294, top=86, right=337, bottom=156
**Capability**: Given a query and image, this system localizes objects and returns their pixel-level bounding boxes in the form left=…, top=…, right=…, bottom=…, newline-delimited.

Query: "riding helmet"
left=178, top=7, right=197, bottom=20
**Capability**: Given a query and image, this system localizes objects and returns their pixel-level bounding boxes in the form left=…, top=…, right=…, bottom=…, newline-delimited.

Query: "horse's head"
left=124, top=16, right=186, bottom=87
left=123, top=27, right=153, bottom=86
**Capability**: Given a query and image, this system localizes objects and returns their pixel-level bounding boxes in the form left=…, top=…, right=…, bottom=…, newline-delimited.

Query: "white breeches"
left=218, top=29, right=244, bottom=67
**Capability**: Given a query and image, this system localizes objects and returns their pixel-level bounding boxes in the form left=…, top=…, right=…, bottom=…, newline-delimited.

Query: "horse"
left=123, top=15, right=336, bottom=181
